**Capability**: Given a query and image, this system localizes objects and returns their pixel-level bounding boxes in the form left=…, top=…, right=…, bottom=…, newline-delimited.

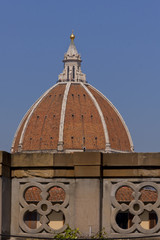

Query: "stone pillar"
left=0, top=152, right=11, bottom=239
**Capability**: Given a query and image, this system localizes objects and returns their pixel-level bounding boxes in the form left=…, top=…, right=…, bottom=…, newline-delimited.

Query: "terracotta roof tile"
left=25, top=186, right=65, bottom=202
left=116, top=186, right=158, bottom=202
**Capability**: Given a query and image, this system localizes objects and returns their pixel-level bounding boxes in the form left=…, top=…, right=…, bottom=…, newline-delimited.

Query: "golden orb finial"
left=70, top=30, right=75, bottom=41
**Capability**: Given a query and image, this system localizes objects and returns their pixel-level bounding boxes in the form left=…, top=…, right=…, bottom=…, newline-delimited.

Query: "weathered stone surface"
left=103, top=152, right=160, bottom=166
left=103, top=169, right=138, bottom=177
left=11, top=153, right=54, bottom=167
left=12, top=169, right=55, bottom=178
left=0, top=151, right=11, bottom=166
left=74, top=179, right=100, bottom=235
left=103, top=168, right=160, bottom=177
left=54, top=169, right=74, bottom=177
left=1, top=177, right=11, bottom=235
left=75, top=166, right=100, bottom=177
left=9, top=152, right=160, bottom=178
left=73, top=152, right=101, bottom=165
left=53, top=153, right=74, bottom=166
left=2, top=151, right=160, bottom=239
left=2, top=165, right=10, bottom=178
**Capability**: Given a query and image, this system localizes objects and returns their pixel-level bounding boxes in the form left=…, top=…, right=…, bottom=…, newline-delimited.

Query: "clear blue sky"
left=0, top=0, right=160, bottom=152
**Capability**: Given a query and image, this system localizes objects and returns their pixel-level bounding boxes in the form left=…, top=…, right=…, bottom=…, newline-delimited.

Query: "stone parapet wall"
left=0, top=151, right=11, bottom=237
left=0, top=151, right=11, bottom=178
left=1, top=151, right=160, bottom=239
left=10, top=152, right=160, bottom=178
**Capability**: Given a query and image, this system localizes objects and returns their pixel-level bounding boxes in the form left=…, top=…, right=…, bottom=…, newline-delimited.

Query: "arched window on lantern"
left=67, top=66, right=69, bottom=81
left=73, top=66, right=75, bottom=80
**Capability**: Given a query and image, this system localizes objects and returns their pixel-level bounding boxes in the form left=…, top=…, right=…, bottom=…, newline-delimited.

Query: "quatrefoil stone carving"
left=111, top=181, right=160, bottom=235
left=19, top=182, right=69, bottom=234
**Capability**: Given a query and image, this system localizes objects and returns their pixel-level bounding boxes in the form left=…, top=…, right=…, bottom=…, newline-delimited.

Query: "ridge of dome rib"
left=87, top=84, right=134, bottom=152
left=81, top=83, right=111, bottom=152
left=11, top=107, right=33, bottom=153
left=57, top=82, right=71, bottom=151
left=15, top=82, right=60, bottom=152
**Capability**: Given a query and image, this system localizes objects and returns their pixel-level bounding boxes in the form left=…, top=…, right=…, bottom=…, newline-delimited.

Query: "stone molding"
left=9, top=152, right=160, bottom=178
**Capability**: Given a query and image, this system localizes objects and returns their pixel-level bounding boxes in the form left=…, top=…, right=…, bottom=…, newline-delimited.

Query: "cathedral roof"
left=11, top=33, right=133, bottom=153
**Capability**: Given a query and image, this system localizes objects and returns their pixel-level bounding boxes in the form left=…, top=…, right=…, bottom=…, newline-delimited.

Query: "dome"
left=11, top=34, right=134, bottom=153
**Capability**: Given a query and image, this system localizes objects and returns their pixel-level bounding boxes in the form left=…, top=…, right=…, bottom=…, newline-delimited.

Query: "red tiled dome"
left=11, top=34, right=133, bottom=153
left=11, top=82, right=133, bottom=153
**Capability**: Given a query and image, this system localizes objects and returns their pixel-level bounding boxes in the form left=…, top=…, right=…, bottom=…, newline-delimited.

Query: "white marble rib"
left=58, top=82, right=71, bottom=150
left=81, top=83, right=111, bottom=152
left=11, top=102, right=36, bottom=153
left=88, top=84, right=134, bottom=152
left=18, top=82, right=59, bottom=151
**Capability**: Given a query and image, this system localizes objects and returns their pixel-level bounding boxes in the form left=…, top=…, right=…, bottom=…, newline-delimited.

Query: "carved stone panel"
left=11, top=178, right=74, bottom=237
left=103, top=179, right=160, bottom=238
